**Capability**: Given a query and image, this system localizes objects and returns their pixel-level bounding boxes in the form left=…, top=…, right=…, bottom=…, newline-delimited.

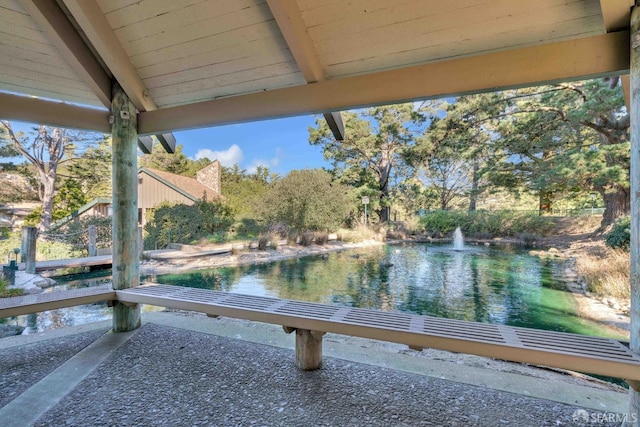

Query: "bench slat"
left=118, top=283, right=640, bottom=382
left=0, top=285, right=116, bottom=318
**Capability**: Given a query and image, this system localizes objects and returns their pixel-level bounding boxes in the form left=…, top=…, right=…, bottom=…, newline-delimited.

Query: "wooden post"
left=111, top=82, right=141, bottom=332
left=88, top=225, right=97, bottom=257
left=295, top=329, right=324, bottom=370
left=282, top=326, right=325, bottom=370
left=629, top=6, right=640, bottom=422
left=21, top=226, right=37, bottom=274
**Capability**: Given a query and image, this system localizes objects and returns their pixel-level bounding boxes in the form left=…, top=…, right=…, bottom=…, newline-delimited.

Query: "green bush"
left=419, top=210, right=555, bottom=238
left=144, top=200, right=235, bottom=249
left=261, top=169, right=351, bottom=232
left=605, top=215, right=630, bottom=250
left=418, top=210, right=468, bottom=235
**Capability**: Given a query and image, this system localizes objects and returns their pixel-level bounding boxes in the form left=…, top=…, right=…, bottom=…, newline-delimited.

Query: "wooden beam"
left=139, top=31, right=630, bottom=135
left=266, top=0, right=344, bottom=140
left=19, top=0, right=111, bottom=107
left=600, top=0, right=633, bottom=32
left=61, top=0, right=154, bottom=113
left=61, top=0, right=177, bottom=153
left=0, top=93, right=111, bottom=132
left=111, top=82, right=141, bottom=332
left=629, top=5, right=640, bottom=419
left=323, top=112, right=345, bottom=141
left=266, top=0, right=324, bottom=83
left=0, top=92, right=155, bottom=152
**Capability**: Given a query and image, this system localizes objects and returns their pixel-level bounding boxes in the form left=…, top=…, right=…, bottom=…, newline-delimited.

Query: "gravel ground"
left=29, top=324, right=621, bottom=426
left=0, top=329, right=106, bottom=407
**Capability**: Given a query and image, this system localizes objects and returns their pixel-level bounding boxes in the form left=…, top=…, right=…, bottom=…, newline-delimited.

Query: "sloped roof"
left=140, top=168, right=221, bottom=202
left=0, top=0, right=631, bottom=136
left=50, top=197, right=112, bottom=230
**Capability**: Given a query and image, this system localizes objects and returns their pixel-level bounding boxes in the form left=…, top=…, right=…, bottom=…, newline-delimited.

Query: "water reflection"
left=4, top=244, right=621, bottom=338
left=148, top=244, right=617, bottom=337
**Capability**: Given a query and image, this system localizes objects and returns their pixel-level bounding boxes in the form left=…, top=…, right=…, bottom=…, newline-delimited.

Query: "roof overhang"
left=0, top=0, right=633, bottom=138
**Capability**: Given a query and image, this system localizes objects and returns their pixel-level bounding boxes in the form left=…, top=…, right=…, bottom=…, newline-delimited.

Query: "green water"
left=144, top=243, right=625, bottom=339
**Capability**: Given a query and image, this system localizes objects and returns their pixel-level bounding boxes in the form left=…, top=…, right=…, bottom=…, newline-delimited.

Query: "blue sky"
left=9, top=115, right=331, bottom=176
left=175, top=115, right=328, bottom=175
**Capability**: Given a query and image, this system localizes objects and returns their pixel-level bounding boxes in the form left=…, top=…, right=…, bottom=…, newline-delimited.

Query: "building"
left=53, top=161, right=222, bottom=228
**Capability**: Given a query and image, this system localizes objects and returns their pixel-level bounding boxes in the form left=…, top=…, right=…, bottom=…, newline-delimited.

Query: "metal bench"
left=0, top=285, right=116, bottom=318
left=115, top=283, right=640, bottom=389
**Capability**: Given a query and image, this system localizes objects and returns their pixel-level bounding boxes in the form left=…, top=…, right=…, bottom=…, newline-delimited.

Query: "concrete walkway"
left=0, top=312, right=630, bottom=426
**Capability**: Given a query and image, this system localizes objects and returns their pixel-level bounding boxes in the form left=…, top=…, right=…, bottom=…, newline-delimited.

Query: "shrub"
left=144, top=199, right=235, bottom=249
left=605, top=215, right=630, bottom=250
left=300, top=231, right=316, bottom=246
left=257, top=234, right=272, bottom=250
left=266, top=222, right=290, bottom=239
left=419, top=210, right=555, bottom=238
left=419, top=210, right=468, bottom=235
left=261, top=169, right=351, bottom=232
left=315, top=232, right=328, bottom=245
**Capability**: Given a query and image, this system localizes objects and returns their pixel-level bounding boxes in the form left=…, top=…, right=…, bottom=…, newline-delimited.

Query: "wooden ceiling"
left=0, top=0, right=633, bottom=140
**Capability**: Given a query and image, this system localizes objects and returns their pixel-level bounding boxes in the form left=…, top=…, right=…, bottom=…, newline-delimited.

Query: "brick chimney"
left=196, top=160, right=221, bottom=195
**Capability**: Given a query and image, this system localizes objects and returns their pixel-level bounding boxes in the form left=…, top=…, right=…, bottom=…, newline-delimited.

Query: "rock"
left=9, top=271, right=50, bottom=295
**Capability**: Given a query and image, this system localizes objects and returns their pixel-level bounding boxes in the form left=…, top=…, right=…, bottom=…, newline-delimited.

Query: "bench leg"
left=295, top=329, right=325, bottom=370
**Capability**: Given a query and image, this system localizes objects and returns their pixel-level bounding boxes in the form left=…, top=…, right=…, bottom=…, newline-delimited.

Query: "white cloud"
left=195, top=144, right=243, bottom=167
left=246, top=148, right=282, bottom=174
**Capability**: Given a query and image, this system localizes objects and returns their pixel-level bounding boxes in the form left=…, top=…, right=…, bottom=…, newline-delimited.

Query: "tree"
left=64, top=137, right=112, bottom=198
left=0, top=121, right=102, bottom=231
left=486, top=79, right=628, bottom=226
left=139, top=143, right=192, bottom=175
left=261, top=169, right=351, bottom=232
left=405, top=95, right=500, bottom=211
left=309, top=104, right=424, bottom=222
left=221, top=164, right=275, bottom=222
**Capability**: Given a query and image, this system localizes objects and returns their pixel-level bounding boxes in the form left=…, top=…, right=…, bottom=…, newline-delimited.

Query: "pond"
left=3, top=243, right=626, bottom=340
left=145, top=243, right=621, bottom=338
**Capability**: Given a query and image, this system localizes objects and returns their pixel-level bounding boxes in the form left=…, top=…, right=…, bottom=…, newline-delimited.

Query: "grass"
left=0, top=232, right=80, bottom=262
left=575, top=248, right=630, bottom=300
left=337, top=225, right=381, bottom=243
left=0, top=276, right=22, bottom=298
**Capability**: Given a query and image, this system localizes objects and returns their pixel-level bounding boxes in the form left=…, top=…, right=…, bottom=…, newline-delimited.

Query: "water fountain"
left=452, top=227, right=465, bottom=251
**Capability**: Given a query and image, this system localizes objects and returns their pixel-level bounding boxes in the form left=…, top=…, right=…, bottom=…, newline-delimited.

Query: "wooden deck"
left=117, top=283, right=640, bottom=383
left=19, top=255, right=112, bottom=273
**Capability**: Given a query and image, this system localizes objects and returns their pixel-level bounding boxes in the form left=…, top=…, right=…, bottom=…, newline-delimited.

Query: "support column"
left=21, top=226, right=36, bottom=274
left=630, top=6, right=640, bottom=422
left=111, top=82, right=141, bottom=332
